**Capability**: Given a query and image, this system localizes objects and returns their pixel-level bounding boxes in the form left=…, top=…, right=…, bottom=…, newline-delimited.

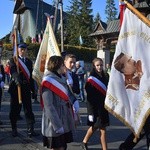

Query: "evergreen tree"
left=78, top=0, right=93, bottom=46
left=66, top=0, right=94, bottom=47
left=93, top=12, right=101, bottom=30
left=105, top=0, right=117, bottom=23
left=3, top=34, right=10, bottom=44
left=66, top=0, right=80, bottom=45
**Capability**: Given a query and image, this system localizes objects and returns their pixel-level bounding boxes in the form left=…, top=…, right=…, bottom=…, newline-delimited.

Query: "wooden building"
left=12, top=0, right=67, bottom=42
left=90, top=0, right=150, bottom=66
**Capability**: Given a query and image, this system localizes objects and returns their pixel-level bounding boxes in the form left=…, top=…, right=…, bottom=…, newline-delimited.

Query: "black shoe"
left=12, top=129, right=18, bottom=137
left=0, top=120, right=3, bottom=125
left=119, top=143, right=126, bottom=150
left=80, top=142, right=88, bottom=150
left=17, top=115, right=23, bottom=120
left=27, top=130, right=39, bottom=138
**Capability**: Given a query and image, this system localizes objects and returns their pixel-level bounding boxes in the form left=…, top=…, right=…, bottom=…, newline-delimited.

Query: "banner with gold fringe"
left=32, top=18, right=61, bottom=85
left=105, top=8, right=150, bottom=138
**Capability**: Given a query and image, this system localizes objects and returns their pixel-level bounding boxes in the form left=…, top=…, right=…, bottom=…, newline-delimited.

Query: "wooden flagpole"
left=14, top=28, right=22, bottom=104
left=122, top=0, right=150, bottom=27
left=120, top=0, right=150, bottom=142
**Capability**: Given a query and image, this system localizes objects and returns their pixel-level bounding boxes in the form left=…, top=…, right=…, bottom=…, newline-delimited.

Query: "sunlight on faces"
left=94, top=60, right=103, bottom=73
left=106, top=63, right=110, bottom=68
left=18, top=47, right=27, bottom=57
left=76, top=61, right=80, bottom=69
left=64, top=57, right=76, bottom=70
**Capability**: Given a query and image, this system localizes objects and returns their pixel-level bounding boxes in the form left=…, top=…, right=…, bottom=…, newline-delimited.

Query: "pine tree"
left=66, top=0, right=94, bottom=47
left=78, top=0, right=93, bottom=46
left=105, top=0, right=117, bottom=23
left=93, top=12, right=101, bottom=30
left=65, top=0, right=80, bottom=45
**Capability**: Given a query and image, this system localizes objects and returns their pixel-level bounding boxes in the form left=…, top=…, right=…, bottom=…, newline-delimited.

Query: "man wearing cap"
left=8, top=43, right=38, bottom=137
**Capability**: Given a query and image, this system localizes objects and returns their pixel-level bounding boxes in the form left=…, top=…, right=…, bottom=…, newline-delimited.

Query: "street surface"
left=0, top=85, right=147, bottom=150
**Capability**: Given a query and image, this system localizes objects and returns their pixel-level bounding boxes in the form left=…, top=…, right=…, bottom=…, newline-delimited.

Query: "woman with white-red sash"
left=81, top=57, right=109, bottom=150
left=41, top=56, right=75, bottom=150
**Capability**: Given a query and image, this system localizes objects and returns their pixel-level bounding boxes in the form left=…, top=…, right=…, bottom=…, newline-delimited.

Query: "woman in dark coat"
left=81, top=57, right=109, bottom=150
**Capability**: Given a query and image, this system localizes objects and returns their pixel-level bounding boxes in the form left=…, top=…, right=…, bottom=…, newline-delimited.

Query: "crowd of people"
left=0, top=42, right=149, bottom=150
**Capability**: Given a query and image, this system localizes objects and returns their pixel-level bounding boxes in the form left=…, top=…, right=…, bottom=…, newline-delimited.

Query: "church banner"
left=105, top=8, right=150, bottom=138
left=32, top=18, right=61, bottom=85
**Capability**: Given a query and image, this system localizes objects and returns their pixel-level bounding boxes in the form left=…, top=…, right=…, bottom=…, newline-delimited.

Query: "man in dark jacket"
left=0, top=60, right=5, bottom=125
left=8, top=43, right=38, bottom=137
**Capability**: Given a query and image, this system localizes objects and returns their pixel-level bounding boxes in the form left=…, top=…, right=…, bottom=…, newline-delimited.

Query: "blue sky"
left=0, top=0, right=119, bottom=39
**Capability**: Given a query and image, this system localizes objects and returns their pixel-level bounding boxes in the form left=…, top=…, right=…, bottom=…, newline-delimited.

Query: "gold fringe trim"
left=105, top=105, right=150, bottom=140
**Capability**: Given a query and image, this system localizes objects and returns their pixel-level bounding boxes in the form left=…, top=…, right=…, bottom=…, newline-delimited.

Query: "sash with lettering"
left=41, top=76, right=69, bottom=108
left=18, top=58, right=30, bottom=82
left=87, top=76, right=107, bottom=96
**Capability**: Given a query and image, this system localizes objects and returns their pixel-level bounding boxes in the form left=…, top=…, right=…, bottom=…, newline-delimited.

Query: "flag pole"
left=59, top=0, right=64, bottom=52
left=14, top=27, right=22, bottom=104
left=122, top=0, right=150, bottom=27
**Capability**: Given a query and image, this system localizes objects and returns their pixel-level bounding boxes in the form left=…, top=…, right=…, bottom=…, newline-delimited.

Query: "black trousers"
left=9, top=84, right=35, bottom=129
left=0, top=88, right=2, bottom=111
left=119, top=116, right=150, bottom=150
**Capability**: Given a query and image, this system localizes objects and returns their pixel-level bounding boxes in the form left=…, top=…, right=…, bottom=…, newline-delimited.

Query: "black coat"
left=0, top=64, right=5, bottom=102
left=8, top=57, right=35, bottom=94
left=8, top=57, right=35, bottom=127
left=71, top=72, right=80, bottom=95
left=85, top=69, right=109, bottom=126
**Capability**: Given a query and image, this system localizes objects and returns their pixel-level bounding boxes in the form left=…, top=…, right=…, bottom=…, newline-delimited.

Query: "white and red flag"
left=119, top=0, right=126, bottom=27
left=105, top=8, right=150, bottom=138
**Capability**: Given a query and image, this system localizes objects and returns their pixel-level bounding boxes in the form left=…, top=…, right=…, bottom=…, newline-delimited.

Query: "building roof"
left=89, top=19, right=120, bottom=36
left=90, top=0, right=150, bottom=38
left=89, top=20, right=107, bottom=36
left=105, top=20, right=120, bottom=34
left=12, top=0, right=67, bottom=42
left=134, top=1, right=150, bottom=9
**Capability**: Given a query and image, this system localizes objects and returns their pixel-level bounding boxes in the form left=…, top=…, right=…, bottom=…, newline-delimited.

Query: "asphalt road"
left=0, top=85, right=147, bottom=150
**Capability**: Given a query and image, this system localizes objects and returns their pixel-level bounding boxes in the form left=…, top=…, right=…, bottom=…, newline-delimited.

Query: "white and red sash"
left=41, top=76, right=69, bottom=103
left=87, top=76, right=107, bottom=96
left=18, top=58, right=30, bottom=82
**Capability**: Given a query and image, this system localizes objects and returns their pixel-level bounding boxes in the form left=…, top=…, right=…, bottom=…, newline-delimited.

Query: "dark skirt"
left=43, top=131, right=73, bottom=149
left=87, top=115, right=109, bottom=128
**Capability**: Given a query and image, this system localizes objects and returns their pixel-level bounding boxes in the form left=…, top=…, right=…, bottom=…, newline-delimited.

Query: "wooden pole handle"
left=123, top=0, right=150, bottom=27
left=14, top=28, right=22, bottom=104
left=17, top=85, right=22, bottom=104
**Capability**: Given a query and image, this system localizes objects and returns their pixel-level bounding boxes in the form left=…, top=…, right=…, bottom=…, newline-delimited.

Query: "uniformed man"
left=8, top=43, right=38, bottom=137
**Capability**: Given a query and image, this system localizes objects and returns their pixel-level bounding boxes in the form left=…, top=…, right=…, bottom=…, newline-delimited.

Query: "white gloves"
left=66, top=79, right=73, bottom=86
left=88, top=115, right=94, bottom=122
left=1, top=81, right=4, bottom=88
left=56, top=127, right=64, bottom=134
left=73, top=100, right=80, bottom=113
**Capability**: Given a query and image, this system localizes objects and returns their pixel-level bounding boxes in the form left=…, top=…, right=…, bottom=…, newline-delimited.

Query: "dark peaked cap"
left=18, top=43, right=27, bottom=49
